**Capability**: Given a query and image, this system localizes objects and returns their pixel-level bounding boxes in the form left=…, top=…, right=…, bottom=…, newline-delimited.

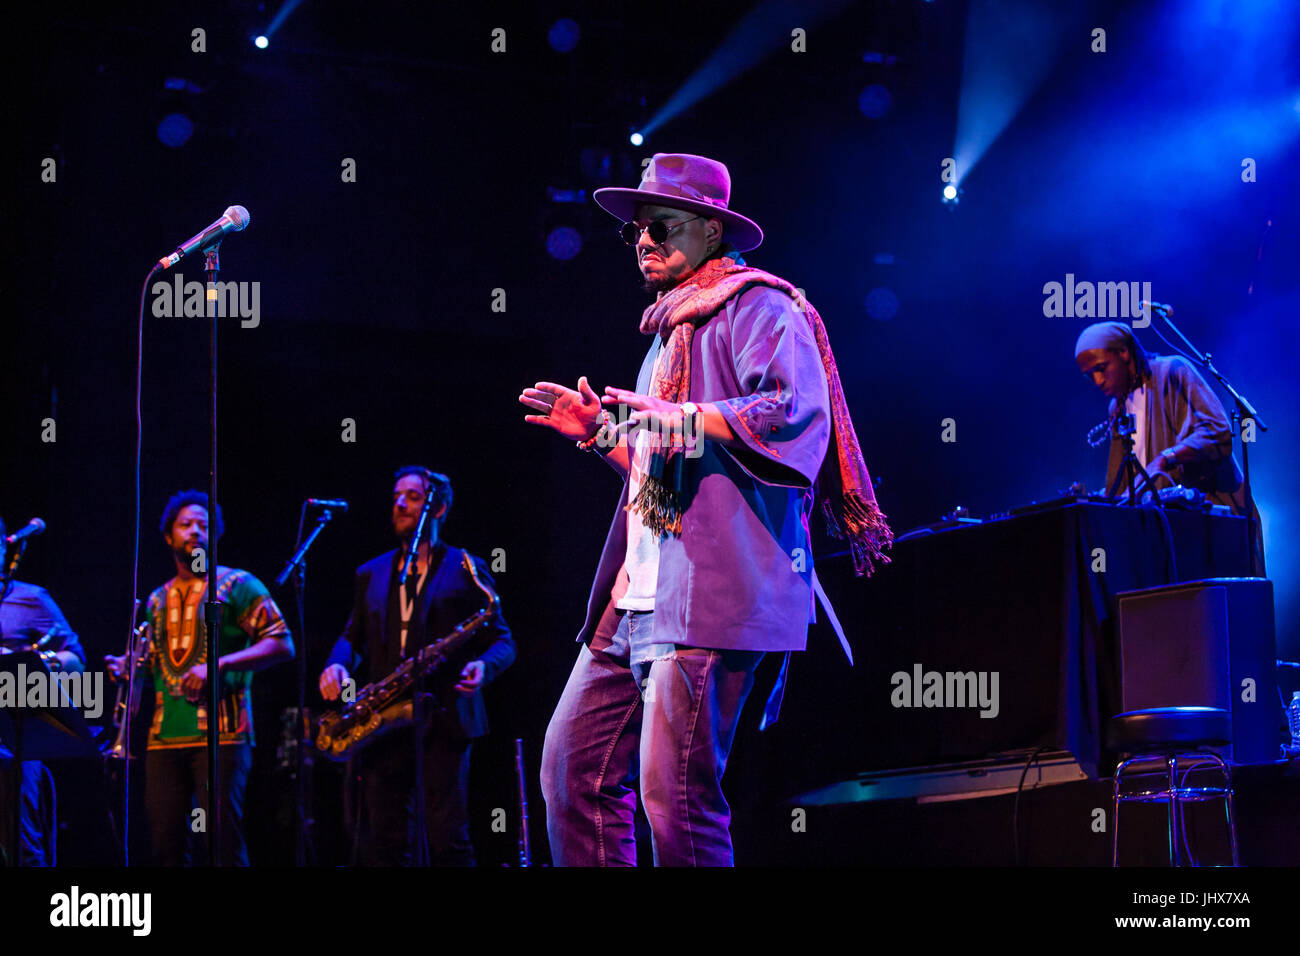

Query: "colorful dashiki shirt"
left=143, top=567, right=288, bottom=750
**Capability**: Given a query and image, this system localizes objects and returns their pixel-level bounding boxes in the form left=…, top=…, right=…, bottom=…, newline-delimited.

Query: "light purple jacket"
left=577, top=285, right=832, bottom=652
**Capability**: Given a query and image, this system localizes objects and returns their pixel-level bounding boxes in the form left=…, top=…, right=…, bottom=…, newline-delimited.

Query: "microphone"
left=1140, top=300, right=1173, bottom=317
left=158, top=205, right=251, bottom=270
left=306, top=498, right=349, bottom=512
left=5, top=518, right=46, bottom=547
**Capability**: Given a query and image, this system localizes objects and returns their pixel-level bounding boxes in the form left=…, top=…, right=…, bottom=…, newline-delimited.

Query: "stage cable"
left=1012, top=746, right=1049, bottom=866
left=124, top=263, right=161, bottom=865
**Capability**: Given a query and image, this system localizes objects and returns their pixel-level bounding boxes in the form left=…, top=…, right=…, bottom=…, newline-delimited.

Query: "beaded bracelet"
left=577, top=411, right=616, bottom=453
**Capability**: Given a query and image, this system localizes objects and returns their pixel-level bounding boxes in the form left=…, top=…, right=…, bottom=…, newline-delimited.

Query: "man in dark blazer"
left=320, top=466, right=514, bottom=866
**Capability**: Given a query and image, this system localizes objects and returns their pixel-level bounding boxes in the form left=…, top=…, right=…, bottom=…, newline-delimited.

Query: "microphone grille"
left=225, top=205, right=251, bottom=231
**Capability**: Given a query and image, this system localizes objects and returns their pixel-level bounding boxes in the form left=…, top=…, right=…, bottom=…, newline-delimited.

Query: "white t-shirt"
left=1124, top=384, right=1149, bottom=468
left=615, top=429, right=660, bottom=611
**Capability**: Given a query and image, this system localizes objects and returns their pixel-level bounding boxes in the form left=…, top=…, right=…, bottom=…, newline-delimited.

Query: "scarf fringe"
left=628, top=474, right=684, bottom=538
left=823, top=493, right=894, bottom=577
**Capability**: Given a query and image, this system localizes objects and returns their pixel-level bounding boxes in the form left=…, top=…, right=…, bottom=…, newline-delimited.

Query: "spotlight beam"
left=640, top=0, right=852, bottom=139
left=263, top=0, right=306, bottom=42
left=951, top=0, right=1086, bottom=188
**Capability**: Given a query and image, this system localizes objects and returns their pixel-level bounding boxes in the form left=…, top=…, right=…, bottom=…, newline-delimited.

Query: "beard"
left=641, top=274, right=676, bottom=295
left=173, top=541, right=203, bottom=567
left=640, top=265, right=692, bottom=296
left=395, top=517, right=436, bottom=546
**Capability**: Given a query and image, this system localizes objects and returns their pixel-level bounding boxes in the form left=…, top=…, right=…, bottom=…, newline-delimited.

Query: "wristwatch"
left=681, top=402, right=701, bottom=447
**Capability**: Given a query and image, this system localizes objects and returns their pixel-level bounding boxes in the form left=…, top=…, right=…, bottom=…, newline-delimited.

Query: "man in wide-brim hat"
left=521, top=153, right=891, bottom=866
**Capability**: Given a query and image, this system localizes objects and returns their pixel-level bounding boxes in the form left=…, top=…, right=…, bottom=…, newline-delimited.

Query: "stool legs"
left=1198, top=752, right=1241, bottom=867
left=1167, top=755, right=1179, bottom=866
left=1112, top=750, right=1238, bottom=867
left=1111, top=769, right=1122, bottom=867
left=1225, top=787, right=1240, bottom=867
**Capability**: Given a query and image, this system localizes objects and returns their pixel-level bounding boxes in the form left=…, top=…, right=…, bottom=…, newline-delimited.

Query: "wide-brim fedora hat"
left=593, top=153, right=764, bottom=253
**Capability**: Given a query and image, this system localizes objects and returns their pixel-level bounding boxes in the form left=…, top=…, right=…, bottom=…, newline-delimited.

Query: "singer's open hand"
left=520, top=377, right=604, bottom=441
left=602, top=386, right=683, bottom=439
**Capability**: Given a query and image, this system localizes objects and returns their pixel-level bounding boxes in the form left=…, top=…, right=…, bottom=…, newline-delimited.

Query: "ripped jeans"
left=541, top=607, right=763, bottom=866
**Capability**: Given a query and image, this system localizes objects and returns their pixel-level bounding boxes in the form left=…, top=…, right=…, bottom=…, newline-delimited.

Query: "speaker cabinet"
left=1115, top=577, right=1281, bottom=765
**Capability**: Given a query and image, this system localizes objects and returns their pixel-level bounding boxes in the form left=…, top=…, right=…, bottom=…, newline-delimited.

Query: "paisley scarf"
left=630, top=256, right=893, bottom=576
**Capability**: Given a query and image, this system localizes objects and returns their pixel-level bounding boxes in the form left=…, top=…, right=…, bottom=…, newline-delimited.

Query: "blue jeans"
left=541, top=608, right=763, bottom=866
left=0, top=761, right=51, bottom=866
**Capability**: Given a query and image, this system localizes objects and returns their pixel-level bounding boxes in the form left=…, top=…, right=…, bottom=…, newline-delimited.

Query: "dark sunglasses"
left=619, top=215, right=702, bottom=246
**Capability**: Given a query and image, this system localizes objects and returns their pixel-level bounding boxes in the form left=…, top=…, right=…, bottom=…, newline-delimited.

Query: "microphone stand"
left=515, top=738, right=531, bottom=867
left=400, top=495, right=433, bottom=866
left=203, top=245, right=223, bottom=867
left=1150, top=304, right=1267, bottom=576
left=1110, top=413, right=1177, bottom=583
left=115, top=598, right=144, bottom=868
left=1111, top=413, right=1160, bottom=507
left=399, top=496, right=432, bottom=588
left=276, top=506, right=342, bottom=866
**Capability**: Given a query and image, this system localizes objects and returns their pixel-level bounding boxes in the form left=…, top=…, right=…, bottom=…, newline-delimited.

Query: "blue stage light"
left=157, top=113, right=194, bottom=148
left=630, top=131, right=645, bottom=146
left=254, top=35, right=269, bottom=49
left=858, top=84, right=893, bottom=119
left=865, top=287, right=900, bottom=321
left=546, top=226, right=583, bottom=261
left=943, top=184, right=958, bottom=201
left=548, top=18, right=580, bottom=53
left=546, top=187, right=587, bottom=204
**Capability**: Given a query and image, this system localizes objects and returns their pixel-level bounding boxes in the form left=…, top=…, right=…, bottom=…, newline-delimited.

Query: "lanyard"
left=398, top=560, right=429, bottom=657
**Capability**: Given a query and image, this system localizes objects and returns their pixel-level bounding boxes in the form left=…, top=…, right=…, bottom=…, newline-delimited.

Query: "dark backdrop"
left=5, top=0, right=1297, bottom=865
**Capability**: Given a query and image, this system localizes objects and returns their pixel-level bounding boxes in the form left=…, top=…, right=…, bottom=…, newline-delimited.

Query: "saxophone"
left=314, top=553, right=499, bottom=762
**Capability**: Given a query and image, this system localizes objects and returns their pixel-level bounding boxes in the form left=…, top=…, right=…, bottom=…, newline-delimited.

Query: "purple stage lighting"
left=865, top=287, right=900, bottom=321
left=546, top=226, right=583, bottom=261
left=858, top=84, right=893, bottom=119
left=548, top=18, right=580, bottom=53
left=157, top=113, right=194, bottom=148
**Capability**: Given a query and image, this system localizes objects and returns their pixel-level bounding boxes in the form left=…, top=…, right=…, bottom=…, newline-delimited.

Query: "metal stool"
left=1108, top=706, right=1240, bottom=867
